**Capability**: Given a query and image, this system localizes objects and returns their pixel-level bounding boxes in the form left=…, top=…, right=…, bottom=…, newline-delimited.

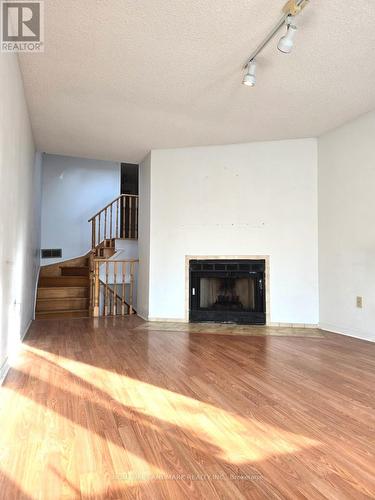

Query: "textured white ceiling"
left=19, top=0, right=375, bottom=162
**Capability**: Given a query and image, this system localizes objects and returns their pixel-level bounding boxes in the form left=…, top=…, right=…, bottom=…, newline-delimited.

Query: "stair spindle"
left=135, top=197, right=139, bottom=240
left=122, top=262, right=126, bottom=315
left=109, top=202, right=113, bottom=240
left=129, top=196, right=133, bottom=239
left=115, top=199, right=119, bottom=239
left=122, top=196, right=126, bottom=238
left=104, top=261, right=109, bottom=316
left=98, top=213, right=101, bottom=245
left=129, top=261, right=134, bottom=315
left=91, top=219, right=96, bottom=249
left=113, top=262, right=117, bottom=315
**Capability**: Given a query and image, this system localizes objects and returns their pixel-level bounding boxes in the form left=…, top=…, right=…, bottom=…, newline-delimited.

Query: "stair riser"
left=97, top=248, right=115, bottom=258
left=37, top=287, right=88, bottom=299
left=39, top=277, right=89, bottom=287
left=36, top=298, right=89, bottom=312
left=61, top=267, right=89, bottom=276
left=35, top=310, right=89, bottom=320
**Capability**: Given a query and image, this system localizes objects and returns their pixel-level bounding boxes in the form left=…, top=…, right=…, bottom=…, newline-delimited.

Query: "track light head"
left=278, top=20, right=298, bottom=54
left=243, top=60, right=257, bottom=87
left=242, top=2, right=308, bottom=87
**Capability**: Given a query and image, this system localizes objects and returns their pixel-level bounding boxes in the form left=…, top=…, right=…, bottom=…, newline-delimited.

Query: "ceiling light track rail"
left=242, top=0, right=309, bottom=86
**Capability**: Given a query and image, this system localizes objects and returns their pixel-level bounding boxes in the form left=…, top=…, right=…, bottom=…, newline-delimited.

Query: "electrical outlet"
left=356, top=296, right=363, bottom=309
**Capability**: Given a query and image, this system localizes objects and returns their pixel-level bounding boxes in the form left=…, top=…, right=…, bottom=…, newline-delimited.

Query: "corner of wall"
left=317, top=110, right=375, bottom=342
left=137, top=152, right=152, bottom=319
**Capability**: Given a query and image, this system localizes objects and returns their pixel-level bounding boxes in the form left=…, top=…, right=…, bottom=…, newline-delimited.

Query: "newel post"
left=93, top=260, right=100, bottom=317
left=91, top=218, right=96, bottom=249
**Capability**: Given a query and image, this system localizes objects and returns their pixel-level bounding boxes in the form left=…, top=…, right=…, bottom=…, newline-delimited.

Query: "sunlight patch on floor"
left=28, top=346, right=321, bottom=465
left=0, top=383, right=165, bottom=499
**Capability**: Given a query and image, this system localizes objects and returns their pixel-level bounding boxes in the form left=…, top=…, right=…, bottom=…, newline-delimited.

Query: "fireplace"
left=189, top=259, right=266, bottom=324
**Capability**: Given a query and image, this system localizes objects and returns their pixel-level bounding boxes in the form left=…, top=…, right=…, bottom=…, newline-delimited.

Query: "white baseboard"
left=319, top=323, right=375, bottom=343
left=268, top=322, right=319, bottom=329
left=136, top=312, right=149, bottom=321
left=146, top=317, right=188, bottom=323
left=21, top=319, right=32, bottom=342
left=0, top=319, right=33, bottom=386
left=33, top=267, right=41, bottom=320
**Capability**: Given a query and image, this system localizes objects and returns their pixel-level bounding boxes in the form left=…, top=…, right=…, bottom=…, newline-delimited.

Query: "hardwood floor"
left=0, top=317, right=374, bottom=499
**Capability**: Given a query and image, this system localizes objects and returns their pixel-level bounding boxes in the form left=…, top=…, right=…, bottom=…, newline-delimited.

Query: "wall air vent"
left=41, top=249, right=62, bottom=259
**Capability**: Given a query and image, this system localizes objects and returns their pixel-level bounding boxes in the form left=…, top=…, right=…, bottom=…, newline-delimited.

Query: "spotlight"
left=243, top=60, right=257, bottom=87
left=278, top=19, right=298, bottom=54
left=242, top=1, right=309, bottom=86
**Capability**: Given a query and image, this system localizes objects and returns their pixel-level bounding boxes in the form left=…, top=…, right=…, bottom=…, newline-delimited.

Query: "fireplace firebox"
left=189, top=259, right=266, bottom=324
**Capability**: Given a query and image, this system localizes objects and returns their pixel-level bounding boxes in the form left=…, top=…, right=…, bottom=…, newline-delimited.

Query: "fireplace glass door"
left=189, top=260, right=266, bottom=324
left=199, top=277, right=256, bottom=311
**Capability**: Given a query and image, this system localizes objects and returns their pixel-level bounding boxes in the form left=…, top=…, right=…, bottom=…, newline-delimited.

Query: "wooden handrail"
left=99, top=279, right=133, bottom=314
left=88, top=194, right=138, bottom=222
left=93, top=258, right=139, bottom=264
left=89, top=194, right=139, bottom=249
left=99, top=279, right=122, bottom=302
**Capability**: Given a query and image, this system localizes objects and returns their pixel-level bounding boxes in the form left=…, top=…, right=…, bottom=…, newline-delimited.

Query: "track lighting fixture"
left=278, top=18, right=298, bottom=54
left=242, top=60, right=257, bottom=87
left=242, top=0, right=309, bottom=87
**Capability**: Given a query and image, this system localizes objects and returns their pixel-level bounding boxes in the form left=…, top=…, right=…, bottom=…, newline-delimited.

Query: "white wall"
left=41, top=154, right=120, bottom=264
left=0, top=53, right=42, bottom=380
left=137, top=153, right=151, bottom=319
left=318, top=111, right=375, bottom=342
left=141, top=139, right=319, bottom=324
left=114, top=240, right=139, bottom=260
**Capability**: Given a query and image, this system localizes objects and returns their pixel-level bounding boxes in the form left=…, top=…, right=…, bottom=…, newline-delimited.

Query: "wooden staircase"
left=35, top=194, right=139, bottom=320
left=94, top=238, right=116, bottom=259
left=36, top=256, right=90, bottom=319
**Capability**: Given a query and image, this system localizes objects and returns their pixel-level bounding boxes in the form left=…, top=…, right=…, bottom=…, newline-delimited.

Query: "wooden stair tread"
left=37, top=287, right=88, bottom=299
left=37, top=297, right=88, bottom=301
left=36, top=297, right=89, bottom=312
left=39, top=276, right=89, bottom=287
left=39, top=276, right=88, bottom=281
left=36, top=308, right=89, bottom=313
left=38, top=286, right=89, bottom=291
